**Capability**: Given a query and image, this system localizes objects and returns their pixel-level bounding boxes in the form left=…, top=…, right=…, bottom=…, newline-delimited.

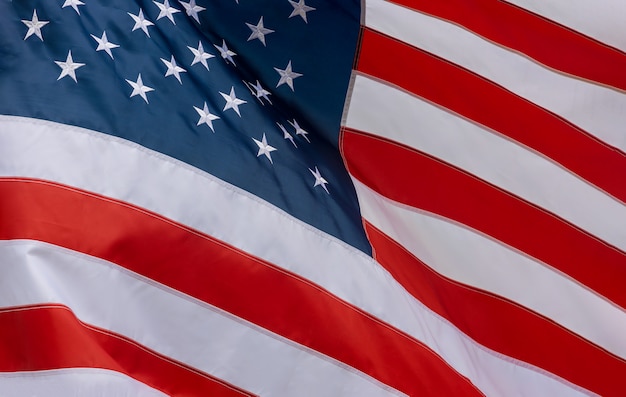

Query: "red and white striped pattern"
left=1, top=117, right=486, bottom=396
left=2, top=1, right=625, bottom=396
left=341, top=0, right=626, bottom=395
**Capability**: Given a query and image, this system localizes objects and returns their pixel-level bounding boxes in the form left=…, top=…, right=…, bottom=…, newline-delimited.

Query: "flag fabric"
left=0, top=0, right=625, bottom=396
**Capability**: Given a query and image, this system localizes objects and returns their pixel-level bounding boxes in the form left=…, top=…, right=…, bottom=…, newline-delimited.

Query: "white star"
left=244, top=80, right=272, bottom=105
left=309, top=166, right=329, bottom=194
left=125, top=74, right=154, bottom=104
left=179, top=0, right=205, bottom=24
left=220, top=87, right=247, bottom=117
left=161, top=55, right=186, bottom=84
left=289, top=0, right=315, bottom=23
left=214, top=40, right=237, bottom=66
left=277, top=123, right=296, bottom=147
left=187, top=41, right=214, bottom=70
left=91, top=31, right=119, bottom=59
left=153, top=0, right=180, bottom=24
left=274, top=60, right=302, bottom=91
left=194, top=102, right=220, bottom=132
left=62, top=0, right=85, bottom=15
left=253, top=133, right=277, bottom=164
left=246, top=17, right=274, bottom=46
left=288, top=119, right=310, bottom=142
left=55, top=50, right=85, bottom=83
left=22, top=10, right=49, bottom=41
left=128, top=9, right=154, bottom=37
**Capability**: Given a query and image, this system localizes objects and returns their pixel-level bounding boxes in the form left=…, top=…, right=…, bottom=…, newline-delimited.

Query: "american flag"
left=1, top=0, right=625, bottom=395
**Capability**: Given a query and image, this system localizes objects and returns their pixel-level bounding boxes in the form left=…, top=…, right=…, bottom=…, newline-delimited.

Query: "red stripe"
left=0, top=304, right=252, bottom=397
left=0, top=178, right=483, bottom=397
left=356, top=28, right=626, bottom=203
left=342, top=127, right=626, bottom=310
left=363, top=221, right=626, bottom=397
left=389, top=0, right=626, bottom=91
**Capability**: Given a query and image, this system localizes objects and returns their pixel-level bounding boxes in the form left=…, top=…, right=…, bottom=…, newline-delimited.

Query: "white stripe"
left=352, top=177, right=626, bottom=361
left=0, top=116, right=591, bottom=397
left=364, top=0, right=626, bottom=152
left=504, top=0, right=626, bottom=53
left=0, top=369, right=168, bottom=397
left=0, top=240, right=402, bottom=397
left=344, top=74, right=626, bottom=253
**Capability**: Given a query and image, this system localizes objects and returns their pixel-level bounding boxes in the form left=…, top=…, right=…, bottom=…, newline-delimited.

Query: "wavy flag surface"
left=1, top=0, right=625, bottom=395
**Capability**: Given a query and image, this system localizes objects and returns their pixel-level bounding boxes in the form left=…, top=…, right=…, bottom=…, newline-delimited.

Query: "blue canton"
left=0, top=0, right=370, bottom=254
